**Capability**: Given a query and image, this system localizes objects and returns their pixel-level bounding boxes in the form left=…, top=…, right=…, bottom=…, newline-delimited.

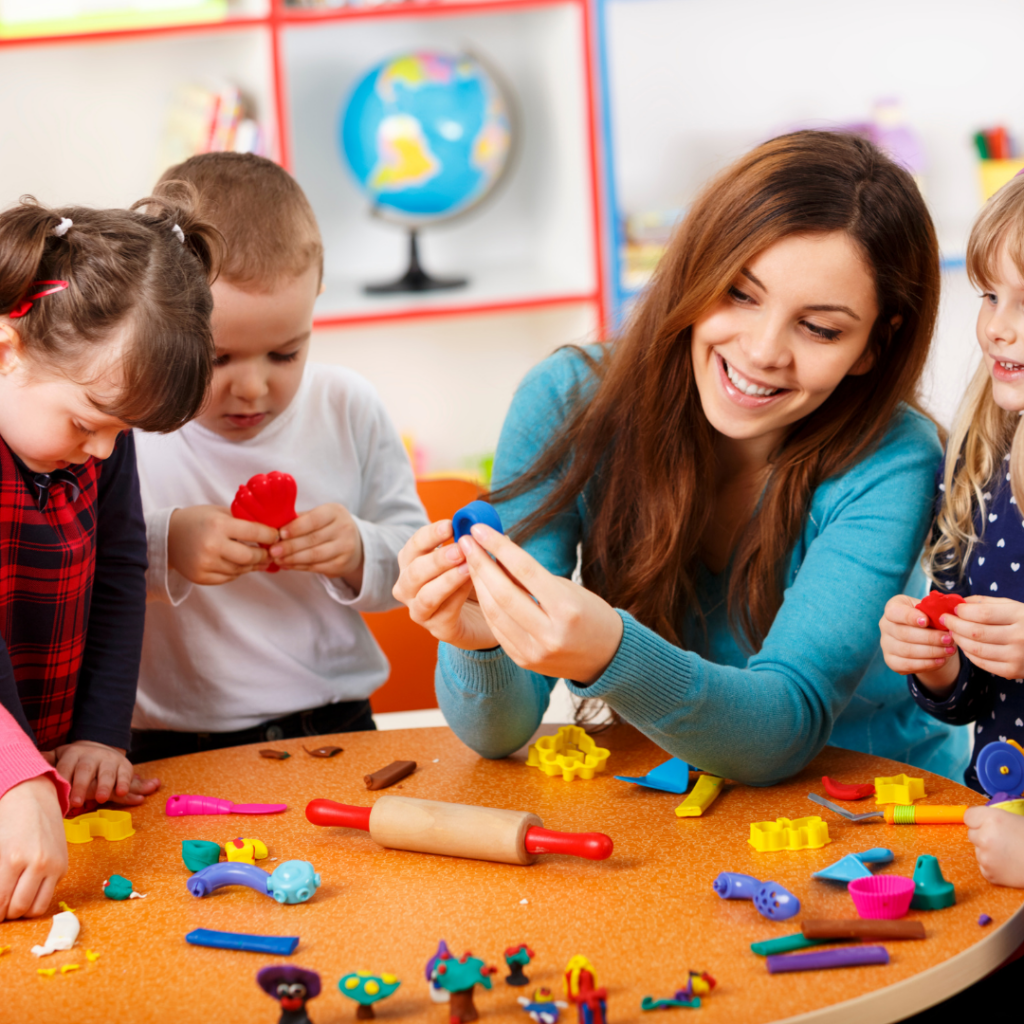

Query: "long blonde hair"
left=926, top=175, right=1024, bottom=582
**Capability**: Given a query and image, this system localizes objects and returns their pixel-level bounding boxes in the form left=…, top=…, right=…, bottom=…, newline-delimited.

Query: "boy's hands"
left=941, top=596, right=1024, bottom=679
left=270, top=503, right=364, bottom=589
left=168, top=505, right=277, bottom=585
left=964, top=805, right=1024, bottom=887
left=0, top=775, right=68, bottom=920
left=879, top=594, right=960, bottom=696
left=50, top=741, right=161, bottom=809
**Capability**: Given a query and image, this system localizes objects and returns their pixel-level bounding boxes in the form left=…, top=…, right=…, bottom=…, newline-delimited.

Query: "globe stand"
left=364, top=229, right=467, bottom=294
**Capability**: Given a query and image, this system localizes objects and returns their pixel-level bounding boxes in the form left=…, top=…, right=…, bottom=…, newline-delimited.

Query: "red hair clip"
left=8, top=280, right=69, bottom=319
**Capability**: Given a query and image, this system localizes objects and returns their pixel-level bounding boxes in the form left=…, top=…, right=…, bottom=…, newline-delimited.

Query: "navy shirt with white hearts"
left=910, top=452, right=1024, bottom=793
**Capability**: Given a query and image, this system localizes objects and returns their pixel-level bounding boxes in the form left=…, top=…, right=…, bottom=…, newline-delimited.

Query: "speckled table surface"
left=4, top=724, right=1022, bottom=1024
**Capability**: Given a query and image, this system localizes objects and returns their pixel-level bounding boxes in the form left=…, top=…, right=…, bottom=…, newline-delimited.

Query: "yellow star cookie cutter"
left=526, top=725, right=610, bottom=781
left=874, top=774, right=926, bottom=806
left=749, top=815, right=831, bottom=852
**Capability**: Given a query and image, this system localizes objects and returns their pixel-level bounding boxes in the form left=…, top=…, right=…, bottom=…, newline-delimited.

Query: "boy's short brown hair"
left=158, top=153, right=323, bottom=292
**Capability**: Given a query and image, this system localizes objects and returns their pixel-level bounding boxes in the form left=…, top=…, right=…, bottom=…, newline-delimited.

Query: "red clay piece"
left=915, top=590, right=965, bottom=630
left=231, top=471, right=298, bottom=574
left=822, top=777, right=876, bottom=801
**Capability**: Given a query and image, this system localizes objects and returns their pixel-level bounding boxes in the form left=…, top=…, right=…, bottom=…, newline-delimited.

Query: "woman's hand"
left=168, top=505, right=276, bottom=584
left=393, top=520, right=498, bottom=650
left=458, top=523, right=624, bottom=684
left=942, top=596, right=1024, bottom=679
left=0, top=776, right=68, bottom=920
left=51, top=741, right=161, bottom=808
left=964, top=805, right=1024, bottom=887
left=879, top=594, right=959, bottom=695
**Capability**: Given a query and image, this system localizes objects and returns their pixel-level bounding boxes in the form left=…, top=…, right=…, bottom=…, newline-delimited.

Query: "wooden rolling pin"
left=306, top=796, right=614, bottom=866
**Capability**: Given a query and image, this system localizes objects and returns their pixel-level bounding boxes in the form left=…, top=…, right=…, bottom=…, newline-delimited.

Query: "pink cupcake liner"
left=848, top=875, right=915, bottom=919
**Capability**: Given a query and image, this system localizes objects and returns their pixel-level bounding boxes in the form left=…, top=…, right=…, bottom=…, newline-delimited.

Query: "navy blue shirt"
left=910, top=452, right=1024, bottom=792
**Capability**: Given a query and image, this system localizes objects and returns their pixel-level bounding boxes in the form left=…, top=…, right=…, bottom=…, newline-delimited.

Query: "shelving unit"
left=0, top=0, right=606, bottom=330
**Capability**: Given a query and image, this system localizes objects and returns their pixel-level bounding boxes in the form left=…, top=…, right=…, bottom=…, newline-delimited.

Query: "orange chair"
left=364, top=478, right=482, bottom=713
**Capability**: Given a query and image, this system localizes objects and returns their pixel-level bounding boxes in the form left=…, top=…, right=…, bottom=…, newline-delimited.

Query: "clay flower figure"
left=258, top=964, right=321, bottom=1024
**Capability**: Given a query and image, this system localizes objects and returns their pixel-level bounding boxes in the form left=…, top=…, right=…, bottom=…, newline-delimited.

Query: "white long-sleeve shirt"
left=133, top=364, right=427, bottom=733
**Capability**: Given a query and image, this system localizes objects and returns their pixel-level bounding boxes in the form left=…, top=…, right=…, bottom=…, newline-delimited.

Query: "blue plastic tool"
left=976, top=740, right=1024, bottom=798
left=812, top=848, right=895, bottom=883
left=712, top=872, right=800, bottom=920
left=713, top=872, right=761, bottom=900
left=451, top=500, right=504, bottom=542
left=615, top=757, right=692, bottom=794
left=185, top=928, right=299, bottom=955
left=186, top=859, right=321, bottom=904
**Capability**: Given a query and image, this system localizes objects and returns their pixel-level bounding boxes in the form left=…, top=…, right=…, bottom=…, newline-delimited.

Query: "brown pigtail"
left=0, top=199, right=67, bottom=317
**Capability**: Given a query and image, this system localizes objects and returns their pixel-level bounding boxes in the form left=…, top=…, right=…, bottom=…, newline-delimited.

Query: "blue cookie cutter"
left=451, top=500, right=504, bottom=542
left=616, top=758, right=692, bottom=794
left=812, top=848, right=894, bottom=884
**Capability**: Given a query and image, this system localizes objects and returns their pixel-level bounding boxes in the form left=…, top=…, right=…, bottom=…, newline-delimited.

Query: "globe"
left=340, top=51, right=514, bottom=292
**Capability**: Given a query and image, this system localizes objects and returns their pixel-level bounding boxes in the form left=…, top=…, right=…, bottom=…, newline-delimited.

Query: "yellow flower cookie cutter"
left=526, top=725, right=610, bottom=781
left=749, top=815, right=830, bottom=852
left=63, top=809, right=135, bottom=844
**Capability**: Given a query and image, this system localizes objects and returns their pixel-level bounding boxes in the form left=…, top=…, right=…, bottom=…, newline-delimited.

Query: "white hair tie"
left=172, top=223, right=185, bottom=244
left=53, top=218, right=73, bottom=238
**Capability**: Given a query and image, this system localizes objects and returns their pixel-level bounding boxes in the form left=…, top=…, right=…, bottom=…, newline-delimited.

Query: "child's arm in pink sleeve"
left=0, top=704, right=70, bottom=815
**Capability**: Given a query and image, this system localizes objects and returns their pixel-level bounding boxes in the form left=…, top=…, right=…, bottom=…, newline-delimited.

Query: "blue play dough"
left=451, top=500, right=504, bottom=542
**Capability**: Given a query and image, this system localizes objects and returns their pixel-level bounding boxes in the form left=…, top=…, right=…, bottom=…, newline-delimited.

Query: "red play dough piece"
left=915, top=590, right=965, bottom=630
left=822, top=776, right=876, bottom=801
left=231, top=472, right=298, bottom=574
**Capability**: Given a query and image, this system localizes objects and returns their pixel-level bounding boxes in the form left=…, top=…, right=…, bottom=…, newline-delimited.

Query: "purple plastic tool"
left=166, top=794, right=287, bottom=816
left=713, top=872, right=761, bottom=899
left=766, top=946, right=890, bottom=974
left=712, top=872, right=799, bottom=920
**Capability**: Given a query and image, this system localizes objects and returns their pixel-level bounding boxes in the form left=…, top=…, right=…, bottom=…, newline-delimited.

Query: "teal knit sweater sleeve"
left=436, top=347, right=942, bottom=784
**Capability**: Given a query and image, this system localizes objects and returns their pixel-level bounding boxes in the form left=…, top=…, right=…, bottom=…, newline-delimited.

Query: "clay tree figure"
left=564, top=956, right=607, bottom=1024
left=433, top=950, right=497, bottom=1024
left=504, top=944, right=535, bottom=986
left=258, top=965, right=322, bottom=1024
left=338, top=971, right=401, bottom=1019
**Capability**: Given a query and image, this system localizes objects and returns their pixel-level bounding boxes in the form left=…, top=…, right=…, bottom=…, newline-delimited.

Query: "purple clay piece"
left=978, top=914, right=993, bottom=927
left=766, top=946, right=890, bottom=974
left=712, top=872, right=761, bottom=900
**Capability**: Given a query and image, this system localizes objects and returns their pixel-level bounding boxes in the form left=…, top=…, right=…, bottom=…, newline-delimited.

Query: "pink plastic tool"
left=166, top=795, right=287, bottom=816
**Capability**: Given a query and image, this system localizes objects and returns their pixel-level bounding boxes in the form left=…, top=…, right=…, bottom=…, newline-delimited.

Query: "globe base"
left=364, top=229, right=467, bottom=295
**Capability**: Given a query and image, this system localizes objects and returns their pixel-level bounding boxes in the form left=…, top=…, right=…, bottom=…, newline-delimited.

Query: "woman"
left=395, top=131, right=968, bottom=784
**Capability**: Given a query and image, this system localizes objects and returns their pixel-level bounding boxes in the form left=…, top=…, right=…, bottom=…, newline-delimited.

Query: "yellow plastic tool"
left=884, top=804, right=967, bottom=824
left=749, top=815, right=831, bottom=852
left=224, top=836, right=269, bottom=864
left=674, top=775, right=724, bottom=817
left=63, top=809, right=135, bottom=844
left=990, top=798, right=1024, bottom=817
left=61, top=964, right=80, bottom=975
left=874, top=774, right=926, bottom=806
left=526, top=725, right=610, bottom=781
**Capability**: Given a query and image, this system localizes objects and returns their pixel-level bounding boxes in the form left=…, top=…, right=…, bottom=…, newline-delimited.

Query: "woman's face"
left=691, top=231, right=880, bottom=452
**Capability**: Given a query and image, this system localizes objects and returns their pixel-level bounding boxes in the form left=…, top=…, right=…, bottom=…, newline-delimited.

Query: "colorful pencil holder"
left=848, top=875, right=915, bottom=920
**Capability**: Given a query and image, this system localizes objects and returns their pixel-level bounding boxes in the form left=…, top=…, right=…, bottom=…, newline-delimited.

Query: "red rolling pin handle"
left=306, top=799, right=372, bottom=831
left=524, top=826, right=614, bottom=861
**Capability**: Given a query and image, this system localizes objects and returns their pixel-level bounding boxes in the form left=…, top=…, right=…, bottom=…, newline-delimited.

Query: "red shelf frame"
left=0, top=0, right=607, bottom=329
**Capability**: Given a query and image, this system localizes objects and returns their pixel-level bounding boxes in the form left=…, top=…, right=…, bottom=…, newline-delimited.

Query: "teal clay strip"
left=751, top=933, right=825, bottom=956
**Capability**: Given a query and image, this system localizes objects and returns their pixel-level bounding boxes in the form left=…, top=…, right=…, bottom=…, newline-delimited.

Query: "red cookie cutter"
left=915, top=590, right=965, bottom=630
left=231, top=472, right=298, bottom=574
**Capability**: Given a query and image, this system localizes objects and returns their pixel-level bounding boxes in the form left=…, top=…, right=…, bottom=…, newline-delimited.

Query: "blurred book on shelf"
left=0, top=0, right=227, bottom=36
left=159, top=81, right=266, bottom=172
left=621, top=208, right=683, bottom=294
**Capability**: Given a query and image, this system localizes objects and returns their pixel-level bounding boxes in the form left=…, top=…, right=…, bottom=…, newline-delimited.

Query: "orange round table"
left=5, top=725, right=1023, bottom=1024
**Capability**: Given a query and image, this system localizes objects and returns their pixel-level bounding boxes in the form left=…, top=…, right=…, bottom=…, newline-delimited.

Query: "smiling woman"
left=394, top=130, right=968, bottom=784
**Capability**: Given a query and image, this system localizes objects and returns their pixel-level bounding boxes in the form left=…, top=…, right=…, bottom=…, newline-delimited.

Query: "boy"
left=130, top=153, right=426, bottom=761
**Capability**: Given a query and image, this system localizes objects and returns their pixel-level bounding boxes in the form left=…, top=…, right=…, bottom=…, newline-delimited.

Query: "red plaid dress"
left=0, top=436, right=101, bottom=748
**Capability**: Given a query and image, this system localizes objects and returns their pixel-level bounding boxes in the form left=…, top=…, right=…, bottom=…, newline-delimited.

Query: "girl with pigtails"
left=0, top=188, right=218, bottom=920
left=882, top=173, right=1024, bottom=888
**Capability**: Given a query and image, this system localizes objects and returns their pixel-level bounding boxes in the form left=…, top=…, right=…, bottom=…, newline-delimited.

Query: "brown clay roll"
left=802, top=919, right=926, bottom=940
left=365, top=760, right=417, bottom=791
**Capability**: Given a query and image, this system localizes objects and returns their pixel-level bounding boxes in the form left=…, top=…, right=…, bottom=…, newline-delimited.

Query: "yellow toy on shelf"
left=224, top=836, right=269, bottom=865
left=63, top=809, right=135, bottom=844
left=749, top=816, right=831, bottom=852
left=675, top=775, right=724, bottom=818
left=526, top=725, right=610, bottom=782
left=874, top=774, right=926, bottom=806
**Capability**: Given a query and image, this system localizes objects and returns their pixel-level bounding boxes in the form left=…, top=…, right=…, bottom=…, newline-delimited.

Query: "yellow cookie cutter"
left=63, top=809, right=135, bottom=844
left=749, top=815, right=830, bottom=852
left=224, top=836, right=269, bottom=864
left=874, top=773, right=926, bottom=806
left=526, top=725, right=610, bottom=781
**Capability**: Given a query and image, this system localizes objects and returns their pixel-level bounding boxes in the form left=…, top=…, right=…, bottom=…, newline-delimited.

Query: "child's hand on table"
left=940, top=596, right=1024, bottom=680
left=168, top=505, right=277, bottom=584
left=0, top=775, right=68, bottom=921
left=50, top=741, right=160, bottom=809
left=269, top=503, right=364, bottom=590
left=879, top=594, right=960, bottom=696
left=964, top=805, right=1024, bottom=888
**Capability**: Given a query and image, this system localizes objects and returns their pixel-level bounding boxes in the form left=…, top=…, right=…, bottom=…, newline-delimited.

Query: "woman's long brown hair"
left=494, top=131, right=940, bottom=652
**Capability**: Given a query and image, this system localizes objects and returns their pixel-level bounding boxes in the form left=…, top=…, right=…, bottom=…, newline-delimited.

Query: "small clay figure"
left=564, top=956, right=607, bottom=1024
left=433, top=951, right=497, bottom=1023
left=426, top=940, right=452, bottom=1003
left=364, top=760, right=416, bottom=790
left=258, top=964, right=321, bottom=1024
left=504, top=944, right=534, bottom=986
left=261, top=749, right=291, bottom=760
left=338, top=971, right=401, bottom=1019
left=102, top=874, right=145, bottom=900
left=304, top=746, right=343, bottom=758
left=518, top=987, right=568, bottom=1023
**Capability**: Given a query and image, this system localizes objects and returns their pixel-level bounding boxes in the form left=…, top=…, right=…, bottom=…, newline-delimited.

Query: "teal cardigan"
left=437, top=347, right=969, bottom=784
